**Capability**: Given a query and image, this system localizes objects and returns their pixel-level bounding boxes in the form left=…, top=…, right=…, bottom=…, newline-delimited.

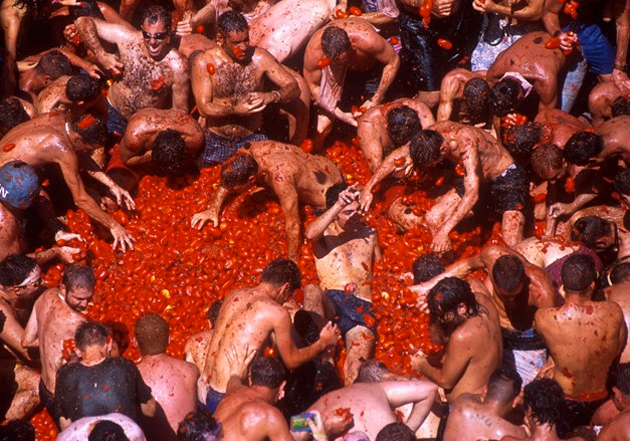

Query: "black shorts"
left=564, top=394, right=608, bottom=429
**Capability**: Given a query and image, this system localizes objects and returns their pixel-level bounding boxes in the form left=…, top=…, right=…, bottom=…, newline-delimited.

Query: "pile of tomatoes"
left=31, top=140, right=491, bottom=439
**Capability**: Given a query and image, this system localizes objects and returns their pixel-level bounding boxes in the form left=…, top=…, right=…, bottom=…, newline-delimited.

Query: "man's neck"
left=564, top=291, right=590, bottom=306
left=80, top=346, right=108, bottom=367
left=249, top=385, right=276, bottom=404
left=528, top=422, right=560, bottom=441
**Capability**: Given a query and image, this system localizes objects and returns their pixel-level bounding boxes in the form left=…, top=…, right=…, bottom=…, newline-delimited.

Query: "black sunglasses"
left=142, top=30, right=169, bottom=40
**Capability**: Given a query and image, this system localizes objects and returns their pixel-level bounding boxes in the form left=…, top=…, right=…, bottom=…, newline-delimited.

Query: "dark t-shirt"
left=54, top=357, right=152, bottom=423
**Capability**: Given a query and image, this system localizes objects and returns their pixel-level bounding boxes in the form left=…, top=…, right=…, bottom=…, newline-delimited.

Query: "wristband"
left=312, top=432, right=327, bottom=440
left=271, top=90, right=282, bottom=103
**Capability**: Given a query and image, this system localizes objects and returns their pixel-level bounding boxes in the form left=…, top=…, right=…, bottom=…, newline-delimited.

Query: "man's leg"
left=303, top=284, right=336, bottom=324
left=344, top=325, right=374, bottom=385
left=424, top=189, right=463, bottom=235
left=313, top=112, right=334, bottom=151
left=5, top=364, right=40, bottom=420
left=501, top=209, right=525, bottom=247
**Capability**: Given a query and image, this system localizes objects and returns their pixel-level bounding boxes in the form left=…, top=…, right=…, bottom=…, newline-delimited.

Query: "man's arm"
left=306, top=184, right=359, bottom=241
left=56, top=150, right=135, bottom=251
left=272, top=307, right=339, bottom=369
left=74, top=17, right=135, bottom=76
left=1, top=306, right=31, bottom=359
left=261, top=407, right=295, bottom=441
left=258, top=50, right=299, bottom=105
left=473, top=0, right=544, bottom=20
left=382, top=380, right=438, bottom=431
left=191, top=185, right=230, bottom=229
left=77, top=152, right=135, bottom=211
left=272, top=180, right=301, bottom=261
left=170, top=56, right=190, bottom=114
left=612, top=0, right=630, bottom=90
left=359, top=146, right=411, bottom=212
left=437, top=73, right=462, bottom=122
left=361, top=34, right=400, bottom=108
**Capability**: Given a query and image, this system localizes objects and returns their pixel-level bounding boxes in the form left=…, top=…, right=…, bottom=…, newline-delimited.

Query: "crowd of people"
left=1, top=0, right=630, bottom=438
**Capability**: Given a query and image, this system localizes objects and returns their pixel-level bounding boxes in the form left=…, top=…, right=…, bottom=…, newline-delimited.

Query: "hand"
left=417, top=293, right=429, bottom=314
left=409, top=344, right=429, bottom=372
left=110, top=224, right=135, bottom=252
left=360, top=99, right=377, bottom=112
left=472, top=0, right=492, bottom=13
left=612, top=69, right=630, bottom=92
left=191, top=209, right=219, bottom=230
left=433, top=0, right=455, bottom=17
left=359, top=190, right=373, bottom=213
left=306, top=410, right=328, bottom=440
left=56, top=246, right=82, bottom=264
left=323, top=408, right=354, bottom=438
left=430, top=232, right=453, bottom=253
left=319, top=321, right=341, bottom=347
left=225, top=343, right=257, bottom=380
left=99, top=52, right=123, bottom=78
left=176, top=18, right=193, bottom=36
left=558, top=31, right=578, bottom=52
left=330, top=3, right=347, bottom=19
left=55, top=230, right=84, bottom=243
left=547, top=202, right=569, bottom=219
left=336, top=183, right=359, bottom=208
left=84, top=63, right=104, bottom=79
left=235, top=94, right=266, bottom=114
left=109, top=185, right=136, bottom=210
left=337, top=111, right=358, bottom=127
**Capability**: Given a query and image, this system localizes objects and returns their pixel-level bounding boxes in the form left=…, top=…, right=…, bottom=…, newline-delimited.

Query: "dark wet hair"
left=409, top=130, right=443, bottom=168
left=62, top=264, right=95, bottom=293
left=561, top=253, right=596, bottom=293
left=610, top=363, right=630, bottom=396
left=523, top=379, right=568, bottom=428
left=463, top=77, right=491, bottom=123
left=66, top=75, right=100, bottom=103
left=356, top=359, right=390, bottom=383
left=530, top=144, right=564, bottom=180
left=217, top=11, right=248, bottom=36
left=177, top=409, right=222, bottom=440
left=321, top=26, right=351, bottom=61
left=250, top=356, right=287, bottom=388
left=614, top=168, right=630, bottom=196
left=611, top=96, right=630, bottom=117
left=503, top=122, right=542, bottom=161
left=220, top=154, right=258, bottom=189
left=69, top=0, right=105, bottom=20
left=71, top=114, right=107, bottom=147
left=486, top=367, right=522, bottom=403
left=152, top=129, right=187, bottom=175
left=375, top=422, right=416, bottom=441
left=325, top=182, right=349, bottom=209
left=412, top=253, right=446, bottom=284
left=492, top=255, right=525, bottom=292
left=88, top=420, right=129, bottom=441
left=490, top=77, right=522, bottom=117
left=387, top=106, right=421, bottom=148
left=207, top=299, right=223, bottom=325
left=563, top=131, right=604, bottom=166
left=0, top=97, right=30, bottom=135
left=0, top=254, right=37, bottom=287
left=610, top=262, right=630, bottom=285
left=570, top=216, right=612, bottom=249
left=140, top=5, right=172, bottom=30
left=36, top=51, right=74, bottom=80
left=427, top=277, right=480, bottom=319
left=135, top=312, right=169, bottom=355
left=0, top=419, right=35, bottom=441
left=75, top=321, right=109, bottom=351
left=261, top=258, right=301, bottom=293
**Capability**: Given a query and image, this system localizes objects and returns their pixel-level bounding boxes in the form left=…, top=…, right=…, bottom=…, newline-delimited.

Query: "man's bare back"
left=608, top=282, right=630, bottom=363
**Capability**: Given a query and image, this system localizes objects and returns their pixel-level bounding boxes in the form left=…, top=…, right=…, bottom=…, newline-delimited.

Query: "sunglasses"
left=142, top=30, right=169, bottom=40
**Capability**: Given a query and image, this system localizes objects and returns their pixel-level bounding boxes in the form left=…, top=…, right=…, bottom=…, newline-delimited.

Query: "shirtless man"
left=35, top=74, right=103, bottom=117
left=411, top=277, right=502, bottom=404
left=134, top=312, right=199, bottom=438
left=357, top=100, right=434, bottom=173
left=563, top=116, right=630, bottom=167
left=411, top=246, right=556, bottom=385
left=486, top=31, right=568, bottom=115
left=191, top=11, right=299, bottom=167
left=0, top=161, right=81, bottom=265
left=598, top=363, right=630, bottom=441
left=22, top=264, right=95, bottom=426
left=184, top=299, right=222, bottom=376
left=191, top=140, right=344, bottom=260
left=607, top=263, right=630, bottom=363
left=76, top=5, right=189, bottom=136
left=502, top=378, right=586, bottom=441
left=17, top=51, right=76, bottom=103
left=0, top=255, right=44, bottom=420
left=305, top=361, right=438, bottom=440
left=588, top=81, right=630, bottom=126
left=436, top=69, right=489, bottom=123
left=360, top=121, right=528, bottom=252
left=201, top=258, right=339, bottom=412
left=443, top=368, right=526, bottom=441
left=0, top=113, right=135, bottom=251
left=535, top=254, right=626, bottom=430
left=303, top=18, right=400, bottom=148
left=304, top=183, right=381, bottom=384
left=214, top=355, right=298, bottom=441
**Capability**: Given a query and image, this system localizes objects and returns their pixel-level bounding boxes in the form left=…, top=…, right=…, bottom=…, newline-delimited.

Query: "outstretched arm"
left=191, top=185, right=230, bottom=229
left=359, top=146, right=412, bottom=212
left=306, top=184, right=359, bottom=241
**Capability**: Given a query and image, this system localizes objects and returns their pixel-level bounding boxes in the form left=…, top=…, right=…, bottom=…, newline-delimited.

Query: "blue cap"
left=0, top=161, right=39, bottom=210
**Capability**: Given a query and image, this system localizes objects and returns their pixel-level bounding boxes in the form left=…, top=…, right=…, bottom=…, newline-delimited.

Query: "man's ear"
left=43, top=75, right=53, bottom=87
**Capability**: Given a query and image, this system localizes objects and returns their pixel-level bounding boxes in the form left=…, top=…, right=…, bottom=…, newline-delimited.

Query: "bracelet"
left=271, top=90, right=282, bottom=103
left=312, top=433, right=327, bottom=440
